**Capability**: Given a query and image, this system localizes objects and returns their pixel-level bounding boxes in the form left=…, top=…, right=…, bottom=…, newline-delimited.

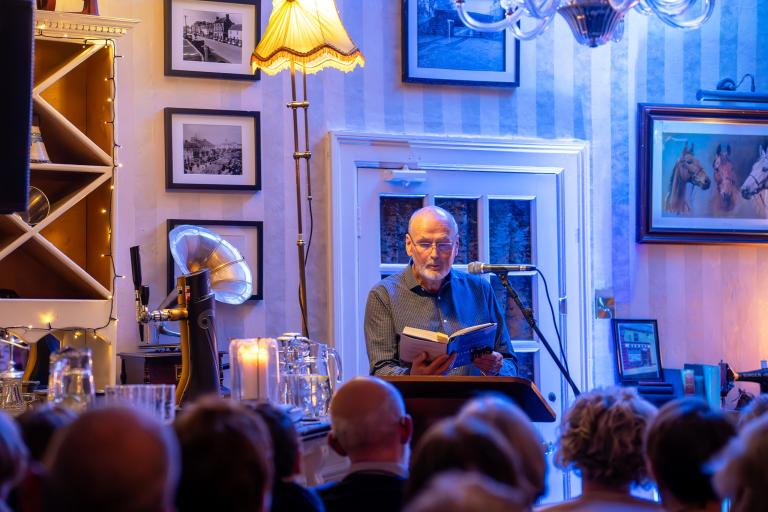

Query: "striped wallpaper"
left=109, top=1, right=768, bottom=387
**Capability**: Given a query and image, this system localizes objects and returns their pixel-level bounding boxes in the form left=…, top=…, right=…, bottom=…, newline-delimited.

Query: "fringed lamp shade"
left=251, top=0, right=365, bottom=75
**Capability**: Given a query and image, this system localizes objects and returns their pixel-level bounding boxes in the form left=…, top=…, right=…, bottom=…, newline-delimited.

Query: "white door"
left=357, top=165, right=568, bottom=502
left=330, top=132, right=591, bottom=503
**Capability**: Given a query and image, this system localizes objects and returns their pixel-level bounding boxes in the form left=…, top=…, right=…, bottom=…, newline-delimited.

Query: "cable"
left=536, top=268, right=570, bottom=374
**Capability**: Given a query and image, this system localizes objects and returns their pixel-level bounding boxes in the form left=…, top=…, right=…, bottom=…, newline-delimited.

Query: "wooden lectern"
left=382, top=376, right=556, bottom=443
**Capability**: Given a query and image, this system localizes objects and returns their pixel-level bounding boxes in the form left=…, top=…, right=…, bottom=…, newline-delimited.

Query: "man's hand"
left=411, top=352, right=457, bottom=376
left=473, top=351, right=503, bottom=375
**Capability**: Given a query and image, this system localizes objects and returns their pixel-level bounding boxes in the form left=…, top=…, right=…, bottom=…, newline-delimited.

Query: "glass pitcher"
left=276, top=333, right=312, bottom=374
left=306, top=342, right=343, bottom=396
left=48, top=347, right=94, bottom=413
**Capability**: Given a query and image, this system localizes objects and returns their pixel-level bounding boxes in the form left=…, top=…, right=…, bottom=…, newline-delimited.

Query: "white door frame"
left=328, top=131, right=594, bottom=397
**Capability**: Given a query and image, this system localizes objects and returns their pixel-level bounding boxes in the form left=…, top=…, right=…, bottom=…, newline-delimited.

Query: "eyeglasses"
left=409, top=236, right=456, bottom=254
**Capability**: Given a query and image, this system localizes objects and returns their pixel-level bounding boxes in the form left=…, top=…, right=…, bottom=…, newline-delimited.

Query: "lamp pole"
left=288, top=60, right=311, bottom=337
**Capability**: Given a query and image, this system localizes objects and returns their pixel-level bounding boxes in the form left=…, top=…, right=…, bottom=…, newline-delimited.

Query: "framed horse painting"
left=637, top=104, right=768, bottom=243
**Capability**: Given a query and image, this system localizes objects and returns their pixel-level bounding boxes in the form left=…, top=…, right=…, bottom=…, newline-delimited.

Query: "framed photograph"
left=165, top=107, right=260, bottom=191
left=167, top=219, right=263, bottom=300
left=402, top=0, right=519, bottom=87
left=637, top=104, right=768, bottom=243
left=611, top=319, right=663, bottom=384
left=164, top=0, right=260, bottom=81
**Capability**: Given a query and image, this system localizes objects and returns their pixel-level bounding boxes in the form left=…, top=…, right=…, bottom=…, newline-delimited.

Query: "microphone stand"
left=497, top=272, right=581, bottom=397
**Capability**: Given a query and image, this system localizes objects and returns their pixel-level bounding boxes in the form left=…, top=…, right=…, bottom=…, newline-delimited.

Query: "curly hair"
left=554, top=387, right=656, bottom=487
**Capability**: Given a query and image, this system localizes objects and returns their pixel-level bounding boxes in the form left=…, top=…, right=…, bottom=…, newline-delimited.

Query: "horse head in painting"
left=741, top=145, right=768, bottom=200
left=711, top=144, right=738, bottom=213
left=664, top=142, right=711, bottom=215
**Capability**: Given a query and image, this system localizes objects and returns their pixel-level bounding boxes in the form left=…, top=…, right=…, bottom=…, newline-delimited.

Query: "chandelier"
left=454, top=0, right=715, bottom=48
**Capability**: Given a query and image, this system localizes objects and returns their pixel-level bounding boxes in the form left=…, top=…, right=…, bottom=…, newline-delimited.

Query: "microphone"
left=467, top=261, right=537, bottom=274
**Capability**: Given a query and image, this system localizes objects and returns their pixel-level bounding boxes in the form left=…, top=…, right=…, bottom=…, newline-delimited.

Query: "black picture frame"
left=164, top=0, right=260, bottom=81
left=165, top=107, right=261, bottom=191
left=402, top=0, right=520, bottom=87
left=637, top=103, right=768, bottom=244
left=167, top=219, right=263, bottom=301
left=611, top=319, right=663, bottom=384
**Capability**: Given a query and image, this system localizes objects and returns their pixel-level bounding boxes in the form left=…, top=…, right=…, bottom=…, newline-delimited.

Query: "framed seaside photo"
left=402, top=0, right=519, bottom=87
left=165, top=107, right=261, bottom=191
left=164, top=0, right=260, bottom=81
left=637, top=104, right=768, bottom=243
left=167, top=219, right=263, bottom=300
left=611, top=319, right=663, bottom=384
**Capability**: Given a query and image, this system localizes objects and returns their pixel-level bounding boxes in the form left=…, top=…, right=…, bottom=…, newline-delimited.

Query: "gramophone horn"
left=168, top=225, right=253, bottom=305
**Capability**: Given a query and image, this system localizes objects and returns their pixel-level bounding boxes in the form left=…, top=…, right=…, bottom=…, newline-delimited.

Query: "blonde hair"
left=555, top=387, right=656, bottom=487
left=459, top=394, right=546, bottom=504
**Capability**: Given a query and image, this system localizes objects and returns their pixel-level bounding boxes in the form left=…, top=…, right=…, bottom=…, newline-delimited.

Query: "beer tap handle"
left=140, top=285, right=150, bottom=308
left=130, top=246, right=142, bottom=292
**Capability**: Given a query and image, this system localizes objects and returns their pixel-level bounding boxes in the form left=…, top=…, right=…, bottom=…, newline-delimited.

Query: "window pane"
left=491, top=274, right=534, bottom=341
left=380, top=196, right=423, bottom=264
left=435, top=197, right=479, bottom=264
left=515, top=352, right=535, bottom=381
left=488, top=199, right=532, bottom=264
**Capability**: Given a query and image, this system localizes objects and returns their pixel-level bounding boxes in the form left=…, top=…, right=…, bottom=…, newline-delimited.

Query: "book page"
left=402, top=326, right=449, bottom=343
left=450, top=322, right=495, bottom=339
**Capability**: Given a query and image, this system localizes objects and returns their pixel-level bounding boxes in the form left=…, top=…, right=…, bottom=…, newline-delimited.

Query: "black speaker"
left=0, top=0, right=35, bottom=214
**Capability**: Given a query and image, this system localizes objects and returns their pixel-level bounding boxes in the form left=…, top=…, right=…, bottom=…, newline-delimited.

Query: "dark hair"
left=645, top=398, right=736, bottom=507
left=174, top=396, right=273, bottom=512
left=406, top=416, right=520, bottom=500
left=16, top=405, right=76, bottom=462
left=253, top=403, right=300, bottom=480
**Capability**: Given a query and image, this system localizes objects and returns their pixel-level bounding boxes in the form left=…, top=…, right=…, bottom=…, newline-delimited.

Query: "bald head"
left=329, top=377, right=410, bottom=460
left=46, top=407, right=179, bottom=512
left=408, top=206, right=458, bottom=237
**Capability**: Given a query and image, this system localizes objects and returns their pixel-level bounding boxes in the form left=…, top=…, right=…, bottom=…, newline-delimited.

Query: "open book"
left=399, top=323, right=497, bottom=369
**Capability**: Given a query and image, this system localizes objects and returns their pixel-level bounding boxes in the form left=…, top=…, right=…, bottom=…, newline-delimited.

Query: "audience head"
left=459, top=393, right=546, bottom=503
left=555, top=387, right=656, bottom=489
left=253, top=402, right=301, bottom=480
left=406, top=416, right=521, bottom=500
left=738, top=393, right=768, bottom=429
left=16, top=405, right=75, bottom=462
left=174, top=396, right=273, bottom=512
left=45, top=406, right=178, bottom=512
left=645, top=397, right=736, bottom=508
left=404, top=471, right=525, bottom=512
left=0, top=411, right=27, bottom=499
left=328, top=377, right=411, bottom=463
left=714, top=413, right=768, bottom=512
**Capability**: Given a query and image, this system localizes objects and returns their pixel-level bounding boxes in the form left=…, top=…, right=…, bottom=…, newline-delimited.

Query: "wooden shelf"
left=0, top=35, right=119, bottom=300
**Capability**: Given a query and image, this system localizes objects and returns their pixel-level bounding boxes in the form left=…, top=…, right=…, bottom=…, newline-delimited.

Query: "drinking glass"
left=48, top=348, right=94, bottom=413
left=104, top=384, right=176, bottom=424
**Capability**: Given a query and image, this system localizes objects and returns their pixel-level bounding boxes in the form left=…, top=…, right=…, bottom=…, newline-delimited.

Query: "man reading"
left=364, top=206, right=517, bottom=376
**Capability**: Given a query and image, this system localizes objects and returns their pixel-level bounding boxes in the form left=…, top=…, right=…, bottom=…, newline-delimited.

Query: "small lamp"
left=251, top=0, right=364, bottom=337
left=230, top=338, right=280, bottom=403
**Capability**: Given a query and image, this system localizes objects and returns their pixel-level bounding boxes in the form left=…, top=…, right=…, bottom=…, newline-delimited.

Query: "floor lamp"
left=251, top=0, right=364, bottom=338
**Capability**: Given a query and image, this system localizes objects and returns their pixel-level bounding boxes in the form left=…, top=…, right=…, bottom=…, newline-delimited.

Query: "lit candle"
left=239, top=342, right=269, bottom=401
